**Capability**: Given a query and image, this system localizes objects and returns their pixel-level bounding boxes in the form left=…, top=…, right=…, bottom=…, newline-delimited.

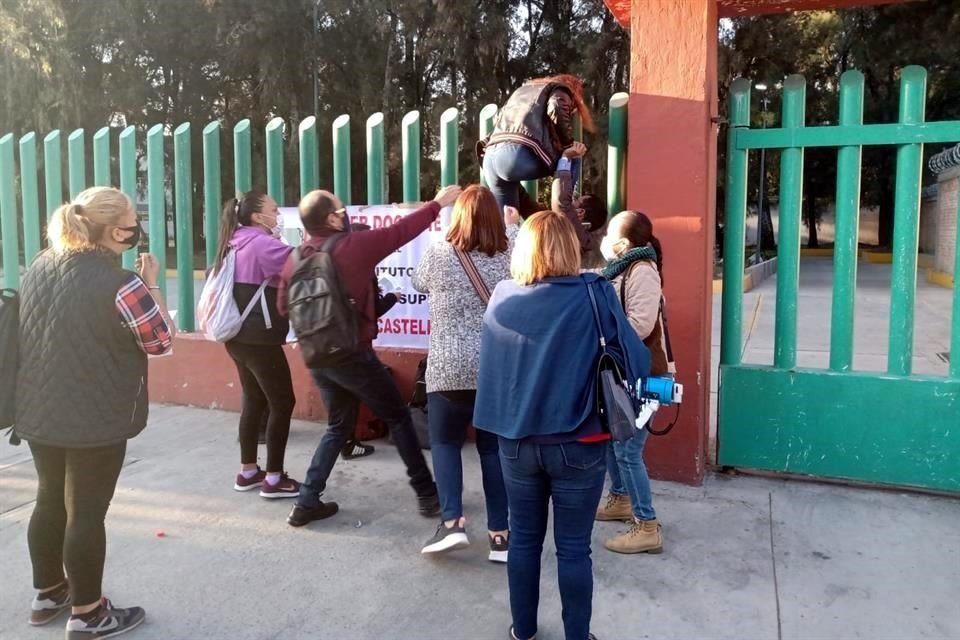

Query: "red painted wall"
left=625, top=0, right=719, bottom=484
left=604, top=0, right=914, bottom=27
left=148, top=334, right=425, bottom=422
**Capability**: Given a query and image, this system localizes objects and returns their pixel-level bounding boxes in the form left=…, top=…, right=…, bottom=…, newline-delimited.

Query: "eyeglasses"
left=331, top=207, right=347, bottom=217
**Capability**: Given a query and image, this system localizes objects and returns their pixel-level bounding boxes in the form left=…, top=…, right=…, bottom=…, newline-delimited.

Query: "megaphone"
left=636, top=376, right=684, bottom=430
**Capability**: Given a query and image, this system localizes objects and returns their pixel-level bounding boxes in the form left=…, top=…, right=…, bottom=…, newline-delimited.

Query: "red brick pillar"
left=626, top=0, right=718, bottom=484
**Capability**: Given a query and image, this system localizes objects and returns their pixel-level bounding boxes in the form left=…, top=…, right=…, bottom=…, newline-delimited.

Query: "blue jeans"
left=427, top=391, right=508, bottom=531
left=606, top=427, right=656, bottom=521
left=483, top=142, right=550, bottom=211
left=299, top=350, right=435, bottom=507
left=499, top=438, right=606, bottom=640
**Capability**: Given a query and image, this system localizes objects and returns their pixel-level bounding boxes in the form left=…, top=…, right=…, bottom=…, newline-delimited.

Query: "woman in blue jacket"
left=474, top=210, right=650, bottom=640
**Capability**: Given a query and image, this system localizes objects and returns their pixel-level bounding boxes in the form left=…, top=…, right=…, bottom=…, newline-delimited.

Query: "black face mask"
left=117, top=223, right=142, bottom=249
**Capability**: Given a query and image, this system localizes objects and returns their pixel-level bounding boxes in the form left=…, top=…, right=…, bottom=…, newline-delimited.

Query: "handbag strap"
left=583, top=277, right=608, bottom=352
left=239, top=280, right=271, bottom=327
left=454, top=247, right=491, bottom=304
left=660, top=296, right=675, bottom=366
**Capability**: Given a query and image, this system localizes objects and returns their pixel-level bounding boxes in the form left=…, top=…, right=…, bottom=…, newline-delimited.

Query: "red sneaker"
left=234, top=467, right=266, bottom=492
left=259, top=473, right=300, bottom=499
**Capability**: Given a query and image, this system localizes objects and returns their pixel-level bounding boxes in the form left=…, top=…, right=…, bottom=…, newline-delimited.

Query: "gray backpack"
left=287, top=234, right=358, bottom=367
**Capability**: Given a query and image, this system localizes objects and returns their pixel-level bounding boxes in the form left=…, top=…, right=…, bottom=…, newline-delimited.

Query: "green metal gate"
left=718, top=67, right=960, bottom=492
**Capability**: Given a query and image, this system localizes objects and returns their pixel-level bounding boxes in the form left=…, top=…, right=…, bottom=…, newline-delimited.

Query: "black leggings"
left=225, top=341, right=295, bottom=472
left=28, top=440, right=127, bottom=607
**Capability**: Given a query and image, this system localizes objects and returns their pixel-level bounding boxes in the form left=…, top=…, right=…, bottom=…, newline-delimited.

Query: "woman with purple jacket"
left=213, top=191, right=300, bottom=499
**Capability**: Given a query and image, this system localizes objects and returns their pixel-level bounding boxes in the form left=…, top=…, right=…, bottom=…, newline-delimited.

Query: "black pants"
left=225, top=341, right=295, bottom=472
left=298, top=350, right=435, bottom=506
left=28, top=440, right=127, bottom=607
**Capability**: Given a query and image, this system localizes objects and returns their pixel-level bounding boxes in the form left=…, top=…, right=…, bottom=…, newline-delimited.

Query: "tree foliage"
left=0, top=0, right=629, bottom=214
left=719, top=1, right=960, bottom=248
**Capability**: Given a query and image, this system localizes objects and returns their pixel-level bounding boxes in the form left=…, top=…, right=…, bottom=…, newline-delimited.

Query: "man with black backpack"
left=277, top=185, right=462, bottom=528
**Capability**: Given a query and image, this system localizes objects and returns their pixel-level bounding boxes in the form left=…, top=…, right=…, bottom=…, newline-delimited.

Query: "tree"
left=719, top=2, right=960, bottom=249
left=1, top=0, right=629, bottom=261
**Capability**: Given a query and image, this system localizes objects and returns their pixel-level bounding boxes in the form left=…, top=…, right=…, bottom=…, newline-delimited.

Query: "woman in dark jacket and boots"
left=17, top=187, right=174, bottom=638
left=481, top=74, right=594, bottom=213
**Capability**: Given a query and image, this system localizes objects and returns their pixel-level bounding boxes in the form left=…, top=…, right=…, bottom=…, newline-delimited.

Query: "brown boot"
left=604, top=518, right=663, bottom=554
left=595, top=493, right=633, bottom=522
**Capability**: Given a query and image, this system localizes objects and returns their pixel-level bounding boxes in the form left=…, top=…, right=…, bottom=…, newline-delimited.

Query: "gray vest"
left=16, top=249, right=149, bottom=447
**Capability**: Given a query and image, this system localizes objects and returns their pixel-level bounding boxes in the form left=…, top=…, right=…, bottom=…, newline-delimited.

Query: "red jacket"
left=277, top=201, right=441, bottom=350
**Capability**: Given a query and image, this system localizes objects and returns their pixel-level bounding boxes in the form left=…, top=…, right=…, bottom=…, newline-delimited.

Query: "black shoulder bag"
left=584, top=279, right=637, bottom=442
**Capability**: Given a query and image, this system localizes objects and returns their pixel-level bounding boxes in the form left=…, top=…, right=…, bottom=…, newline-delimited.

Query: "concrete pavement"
left=1, top=404, right=958, bottom=640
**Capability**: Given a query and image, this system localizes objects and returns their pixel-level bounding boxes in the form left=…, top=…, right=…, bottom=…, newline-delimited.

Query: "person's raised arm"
left=356, top=185, right=462, bottom=269
left=551, top=143, right=592, bottom=251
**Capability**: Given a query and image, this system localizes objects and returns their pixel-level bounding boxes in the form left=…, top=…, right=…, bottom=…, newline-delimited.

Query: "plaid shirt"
left=116, top=274, right=172, bottom=355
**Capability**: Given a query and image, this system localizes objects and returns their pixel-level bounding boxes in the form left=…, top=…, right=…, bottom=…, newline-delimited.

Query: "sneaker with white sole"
left=488, top=533, right=509, bottom=563
left=65, top=597, right=145, bottom=639
left=234, top=467, right=266, bottom=492
left=421, top=521, right=470, bottom=555
left=28, top=580, right=71, bottom=626
left=259, top=473, right=300, bottom=499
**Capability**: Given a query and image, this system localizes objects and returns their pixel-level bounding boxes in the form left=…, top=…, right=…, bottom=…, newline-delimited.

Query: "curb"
left=926, top=269, right=955, bottom=289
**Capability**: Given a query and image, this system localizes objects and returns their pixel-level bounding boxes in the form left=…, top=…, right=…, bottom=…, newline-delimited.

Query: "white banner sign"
left=279, top=204, right=452, bottom=350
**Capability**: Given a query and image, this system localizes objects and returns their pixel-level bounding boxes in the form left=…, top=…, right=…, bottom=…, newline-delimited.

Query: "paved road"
left=1, top=405, right=958, bottom=640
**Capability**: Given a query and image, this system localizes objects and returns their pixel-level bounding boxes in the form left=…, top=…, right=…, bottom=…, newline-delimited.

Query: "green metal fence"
left=719, top=67, right=960, bottom=492
left=0, top=93, right=630, bottom=329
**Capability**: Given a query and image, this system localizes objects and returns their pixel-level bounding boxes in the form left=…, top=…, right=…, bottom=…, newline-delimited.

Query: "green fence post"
left=608, top=92, right=629, bottom=218
left=43, top=130, right=63, bottom=218
left=366, top=113, right=386, bottom=204
left=888, top=66, right=927, bottom=377
left=234, top=119, right=251, bottom=194
left=266, top=117, right=285, bottom=204
left=440, top=108, right=459, bottom=187
left=19, top=132, right=41, bottom=265
left=952, top=181, right=960, bottom=379
left=478, top=104, right=498, bottom=187
left=830, top=70, right=865, bottom=372
left=147, top=124, right=166, bottom=298
left=174, top=123, right=194, bottom=331
left=202, top=122, right=221, bottom=268
left=773, top=75, right=806, bottom=370
left=333, top=115, right=351, bottom=204
left=299, top=116, right=318, bottom=198
left=719, top=79, right=752, bottom=366
left=67, top=128, right=85, bottom=199
left=93, top=127, right=110, bottom=186
left=521, top=179, right=538, bottom=201
left=119, top=126, right=137, bottom=270
left=402, top=111, right=421, bottom=203
left=0, top=134, right=19, bottom=289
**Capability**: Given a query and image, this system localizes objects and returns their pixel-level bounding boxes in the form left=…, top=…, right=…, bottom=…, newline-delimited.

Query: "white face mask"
left=258, top=214, right=282, bottom=239
left=600, top=236, right=619, bottom=262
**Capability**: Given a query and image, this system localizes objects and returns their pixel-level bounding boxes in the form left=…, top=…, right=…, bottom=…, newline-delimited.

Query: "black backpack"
left=1, top=289, right=20, bottom=441
left=287, top=234, right=358, bottom=368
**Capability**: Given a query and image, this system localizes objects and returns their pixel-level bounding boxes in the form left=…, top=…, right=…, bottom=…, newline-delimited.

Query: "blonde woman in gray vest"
left=412, top=185, right=518, bottom=561
left=16, top=187, right=174, bottom=638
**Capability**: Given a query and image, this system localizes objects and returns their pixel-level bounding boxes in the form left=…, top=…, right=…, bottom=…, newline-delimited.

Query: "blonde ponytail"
left=46, top=187, right=135, bottom=254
